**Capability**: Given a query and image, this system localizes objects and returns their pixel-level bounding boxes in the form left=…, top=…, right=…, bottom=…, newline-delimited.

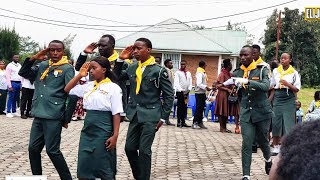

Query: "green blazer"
left=123, top=62, right=174, bottom=123
left=19, top=58, right=75, bottom=121
left=233, top=65, right=273, bottom=123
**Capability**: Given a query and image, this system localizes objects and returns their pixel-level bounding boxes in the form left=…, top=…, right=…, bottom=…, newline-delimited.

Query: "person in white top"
left=20, top=77, right=35, bottom=119
left=65, top=57, right=123, bottom=179
left=193, top=60, right=211, bottom=129
left=174, top=60, right=192, bottom=128
left=5, top=55, right=22, bottom=118
left=270, top=52, right=301, bottom=156
left=0, top=61, right=7, bottom=115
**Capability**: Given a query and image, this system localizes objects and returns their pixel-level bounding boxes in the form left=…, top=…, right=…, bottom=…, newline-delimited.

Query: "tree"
left=226, top=21, right=254, bottom=45
left=191, top=24, right=206, bottom=30
left=0, top=27, right=19, bottom=63
left=262, top=8, right=320, bottom=86
left=19, top=36, right=39, bottom=54
left=62, top=34, right=76, bottom=60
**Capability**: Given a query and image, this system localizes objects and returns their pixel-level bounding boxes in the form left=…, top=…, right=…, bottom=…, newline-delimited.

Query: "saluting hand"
left=79, top=62, right=90, bottom=77
left=83, top=42, right=97, bottom=54
left=105, top=136, right=117, bottom=151
left=31, top=48, right=49, bottom=61
left=119, top=45, right=134, bottom=60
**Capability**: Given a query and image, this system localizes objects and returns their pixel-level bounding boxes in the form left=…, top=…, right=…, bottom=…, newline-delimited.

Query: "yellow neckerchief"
left=84, top=78, right=111, bottom=99
left=136, top=56, right=155, bottom=94
left=125, top=59, right=133, bottom=64
left=240, top=61, right=257, bottom=88
left=315, top=100, right=320, bottom=108
left=277, top=65, right=295, bottom=89
left=255, top=56, right=263, bottom=64
left=40, top=56, right=68, bottom=80
left=197, top=67, right=208, bottom=81
left=108, top=50, right=119, bottom=62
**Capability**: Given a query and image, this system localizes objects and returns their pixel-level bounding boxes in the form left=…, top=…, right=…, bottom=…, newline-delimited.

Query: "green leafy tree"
left=0, top=27, right=20, bottom=63
left=62, top=34, right=76, bottom=60
left=226, top=21, right=254, bottom=45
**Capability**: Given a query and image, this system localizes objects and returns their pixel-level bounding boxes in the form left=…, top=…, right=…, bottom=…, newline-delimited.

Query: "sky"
left=0, top=0, right=318, bottom=59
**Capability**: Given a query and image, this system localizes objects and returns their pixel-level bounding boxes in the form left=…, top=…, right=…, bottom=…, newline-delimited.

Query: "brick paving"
left=0, top=116, right=269, bottom=180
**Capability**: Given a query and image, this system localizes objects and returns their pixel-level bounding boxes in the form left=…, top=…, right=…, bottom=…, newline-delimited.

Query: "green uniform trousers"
left=241, top=119, right=271, bottom=176
left=28, top=118, right=72, bottom=180
left=125, top=114, right=157, bottom=180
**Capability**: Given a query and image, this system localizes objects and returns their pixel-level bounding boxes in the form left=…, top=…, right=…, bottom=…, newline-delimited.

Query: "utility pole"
left=275, top=10, right=281, bottom=61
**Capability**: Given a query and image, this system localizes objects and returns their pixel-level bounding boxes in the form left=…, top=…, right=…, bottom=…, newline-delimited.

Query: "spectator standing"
left=6, top=55, right=22, bottom=118
left=0, top=60, right=7, bottom=115
left=20, top=78, right=35, bottom=119
left=174, top=60, right=192, bottom=128
left=193, top=60, right=211, bottom=129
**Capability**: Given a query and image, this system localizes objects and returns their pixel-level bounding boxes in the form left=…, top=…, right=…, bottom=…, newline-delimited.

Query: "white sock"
left=265, top=158, right=272, bottom=162
left=243, top=175, right=250, bottom=179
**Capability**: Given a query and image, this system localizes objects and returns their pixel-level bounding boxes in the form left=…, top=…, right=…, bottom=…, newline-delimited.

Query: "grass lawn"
left=297, top=88, right=318, bottom=113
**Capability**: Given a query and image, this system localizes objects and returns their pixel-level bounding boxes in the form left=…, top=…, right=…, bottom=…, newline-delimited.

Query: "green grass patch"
left=297, top=88, right=318, bottom=113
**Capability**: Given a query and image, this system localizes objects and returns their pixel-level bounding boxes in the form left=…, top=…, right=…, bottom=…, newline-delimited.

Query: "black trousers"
left=193, top=93, right=206, bottom=124
left=176, top=92, right=187, bottom=125
left=0, top=89, right=7, bottom=113
left=21, top=87, right=34, bottom=116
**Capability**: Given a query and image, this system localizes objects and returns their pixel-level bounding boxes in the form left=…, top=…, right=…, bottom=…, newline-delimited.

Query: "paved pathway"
left=0, top=116, right=269, bottom=179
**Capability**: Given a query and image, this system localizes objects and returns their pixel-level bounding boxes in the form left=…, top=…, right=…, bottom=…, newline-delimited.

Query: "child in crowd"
left=295, top=101, right=304, bottom=124
left=203, top=82, right=218, bottom=122
left=0, top=61, right=7, bottom=115
left=304, top=91, right=320, bottom=122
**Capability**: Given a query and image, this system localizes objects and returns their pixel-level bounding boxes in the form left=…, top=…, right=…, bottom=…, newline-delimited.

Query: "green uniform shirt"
left=233, top=65, right=273, bottom=123
left=19, top=58, right=75, bottom=120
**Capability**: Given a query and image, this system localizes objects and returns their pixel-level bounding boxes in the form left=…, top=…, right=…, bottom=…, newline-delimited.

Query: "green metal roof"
left=115, top=18, right=246, bottom=55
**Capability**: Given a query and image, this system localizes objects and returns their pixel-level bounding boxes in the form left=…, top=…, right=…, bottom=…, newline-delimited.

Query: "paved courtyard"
left=0, top=116, right=269, bottom=180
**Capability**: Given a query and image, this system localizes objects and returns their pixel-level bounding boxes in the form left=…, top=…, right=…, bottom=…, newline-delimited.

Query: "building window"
left=162, top=53, right=181, bottom=71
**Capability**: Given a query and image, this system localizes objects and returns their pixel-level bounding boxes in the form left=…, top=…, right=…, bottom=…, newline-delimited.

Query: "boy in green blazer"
left=19, top=40, right=74, bottom=180
left=117, top=38, right=174, bottom=180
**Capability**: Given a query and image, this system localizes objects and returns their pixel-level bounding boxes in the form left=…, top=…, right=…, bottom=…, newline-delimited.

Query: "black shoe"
left=242, top=177, right=249, bottom=180
left=166, top=121, right=175, bottom=126
left=252, top=145, right=258, bottom=153
left=21, top=115, right=28, bottom=119
left=0, top=111, right=6, bottom=115
left=198, top=123, right=208, bottom=129
left=182, top=123, right=191, bottom=127
left=265, top=161, right=272, bottom=175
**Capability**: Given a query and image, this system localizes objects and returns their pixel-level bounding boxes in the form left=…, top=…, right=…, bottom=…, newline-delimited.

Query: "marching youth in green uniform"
left=222, top=46, right=273, bottom=180
left=270, top=52, right=301, bottom=156
left=65, top=57, right=122, bottom=180
left=117, top=38, right=174, bottom=180
left=18, top=40, right=74, bottom=180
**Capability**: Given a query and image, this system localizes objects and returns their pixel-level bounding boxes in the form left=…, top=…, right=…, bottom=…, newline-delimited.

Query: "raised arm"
left=75, top=42, right=97, bottom=71
left=65, top=62, right=90, bottom=93
left=19, top=48, right=48, bottom=80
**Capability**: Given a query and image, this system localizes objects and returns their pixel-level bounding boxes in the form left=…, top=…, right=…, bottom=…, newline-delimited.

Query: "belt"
left=11, top=81, right=21, bottom=83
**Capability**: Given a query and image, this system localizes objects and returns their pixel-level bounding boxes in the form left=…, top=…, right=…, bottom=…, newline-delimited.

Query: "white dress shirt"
left=6, top=61, right=22, bottom=88
left=21, top=78, right=35, bottom=89
left=270, top=69, right=301, bottom=90
left=70, top=81, right=123, bottom=115
left=0, top=70, right=7, bottom=90
left=174, top=70, right=192, bottom=92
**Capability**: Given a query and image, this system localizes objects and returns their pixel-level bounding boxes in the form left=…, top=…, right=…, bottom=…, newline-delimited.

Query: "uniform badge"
left=252, top=77, right=260, bottom=80
left=54, top=71, right=58, bottom=77
left=54, top=69, right=63, bottom=77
